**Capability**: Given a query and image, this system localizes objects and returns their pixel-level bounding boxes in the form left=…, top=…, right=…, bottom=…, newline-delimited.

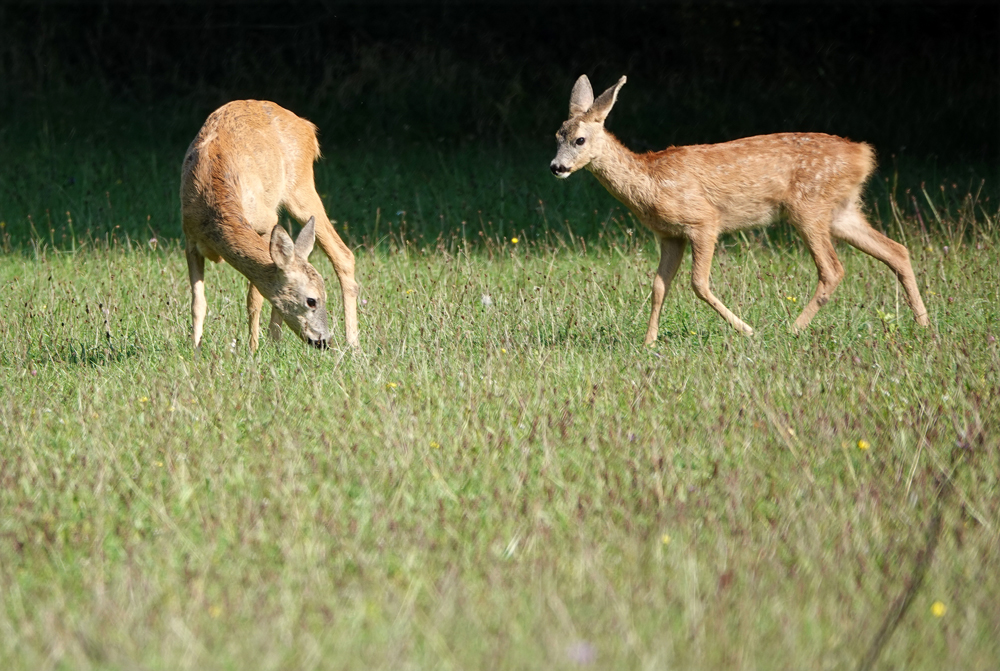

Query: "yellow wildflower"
left=857, top=440, right=870, bottom=450
left=931, top=601, right=946, bottom=617
left=661, top=533, right=671, bottom=546
left=430, top=441, right=440, bottom=449
left=511, top=237, right=519, bottom=244
left=386, top=382, right=398, bottom=389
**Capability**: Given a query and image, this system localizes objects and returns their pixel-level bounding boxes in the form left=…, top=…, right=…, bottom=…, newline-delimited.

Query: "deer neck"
left=587, top=132, right=657, bottom=215
left=212, top=217, right=282, bottom=299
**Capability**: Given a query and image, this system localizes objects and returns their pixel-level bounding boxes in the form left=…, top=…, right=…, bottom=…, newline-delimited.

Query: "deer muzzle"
left=550, top=162, right=572, bottom=178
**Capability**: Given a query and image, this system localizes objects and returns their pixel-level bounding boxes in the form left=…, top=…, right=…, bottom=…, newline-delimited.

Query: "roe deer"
left=550, top=75, right=930, bottom=343
left=181, top=99, right=360, bottom=350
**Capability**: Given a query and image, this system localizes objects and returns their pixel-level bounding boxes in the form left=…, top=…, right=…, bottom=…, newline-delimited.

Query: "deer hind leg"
left=689, top=231, right=754, bottom=335
left=186, top=245, right=207, bottom=347
left=644, top=236, right=686, bottom=345
left=246, top=282, right=264, bottom=352
left=791, top=215, right=845, bottom=333
left=831, top=202, right=929, bottom=326
left=285, top=189, right=360, bottom=347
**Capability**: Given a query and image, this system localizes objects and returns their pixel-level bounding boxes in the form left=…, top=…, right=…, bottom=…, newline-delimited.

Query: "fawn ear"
left=569, top=75, right=595, bottom=117
left=589, top=76, right=626, bottom=124
left=295, top=216, right=316, bottom=259
left=270, top=224, right=296, bottom=270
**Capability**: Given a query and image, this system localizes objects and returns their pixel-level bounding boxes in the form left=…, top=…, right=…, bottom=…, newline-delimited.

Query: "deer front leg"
left=246, top=282, right=264, bottom=352
left=644, top=236, right=687, bottom=345
left=689, top=233, right=754, bottom=335
left=286, top=192, right=360, bottom=347
left=268, top=304, right=283, bottom=342
left=186, top=246, right=207, bottom=347
left=318, top=229, right=360, bottom=348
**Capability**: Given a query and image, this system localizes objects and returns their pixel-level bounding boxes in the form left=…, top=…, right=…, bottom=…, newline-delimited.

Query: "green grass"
left=2, top=217, right=998, bottom=668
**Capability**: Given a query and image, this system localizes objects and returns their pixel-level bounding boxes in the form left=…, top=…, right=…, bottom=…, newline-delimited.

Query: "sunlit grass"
left=1, top=221, right=998, bottom=669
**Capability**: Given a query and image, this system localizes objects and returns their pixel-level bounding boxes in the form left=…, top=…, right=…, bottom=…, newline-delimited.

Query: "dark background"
left=0, top=1, right=997, bottom=246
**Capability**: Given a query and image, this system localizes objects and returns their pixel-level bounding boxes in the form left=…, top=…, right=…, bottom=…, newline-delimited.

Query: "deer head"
left=267, top=217, right=330, bottom=348
left=550, top=75, right=627, bottom=179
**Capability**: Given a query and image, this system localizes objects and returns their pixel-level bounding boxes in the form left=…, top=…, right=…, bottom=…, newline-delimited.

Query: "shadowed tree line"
left=1, top=1, right=997, bottom=160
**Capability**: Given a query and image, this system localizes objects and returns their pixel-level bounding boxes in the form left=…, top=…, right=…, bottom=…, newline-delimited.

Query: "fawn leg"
left=831, top=203, right=929, bottom=326
left=644, top=236, right=686, bottom=344
left=792, top=219, right=845, bottom=332
left=689, top=232, right=754, bottom=335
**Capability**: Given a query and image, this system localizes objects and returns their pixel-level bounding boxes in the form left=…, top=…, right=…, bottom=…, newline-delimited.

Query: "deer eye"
left=306, top=297, right=317, bottom=309
left=575, top=137, right=586, bottom=146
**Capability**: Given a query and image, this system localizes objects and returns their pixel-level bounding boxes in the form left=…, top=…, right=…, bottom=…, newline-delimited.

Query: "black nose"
left=550, top=163, right=567, bottom=175
left=307, top=338, right=329, bottom=350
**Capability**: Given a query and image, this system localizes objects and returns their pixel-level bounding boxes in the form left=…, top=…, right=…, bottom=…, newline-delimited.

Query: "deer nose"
left=307, top=337, right=329, bottom=350
left=550, top=163, right=569, bottom=175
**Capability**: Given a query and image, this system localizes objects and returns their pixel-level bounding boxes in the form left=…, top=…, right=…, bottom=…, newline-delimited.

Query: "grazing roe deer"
left=181, top=99, right=360, bottom=350
left=550, top=75, right=930, bottom=343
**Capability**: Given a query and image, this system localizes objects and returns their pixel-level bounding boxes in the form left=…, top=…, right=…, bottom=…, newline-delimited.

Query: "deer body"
left=181, top=100, right=360, bottom=350
left=551, top=76, right=930, bottom=343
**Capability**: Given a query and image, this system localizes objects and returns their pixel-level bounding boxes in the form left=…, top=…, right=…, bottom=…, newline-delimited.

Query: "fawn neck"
left=587, top=132, right=659, bottom=214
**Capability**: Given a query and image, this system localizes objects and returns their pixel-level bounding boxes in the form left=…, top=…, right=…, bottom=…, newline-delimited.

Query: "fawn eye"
left=575, top=137, right=586, bottom=146
left=306, top=297, right=317, bottom=309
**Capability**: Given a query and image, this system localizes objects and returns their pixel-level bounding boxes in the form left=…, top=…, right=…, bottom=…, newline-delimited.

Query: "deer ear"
left=569, top=75, right=595, bottom=117
left=589, top=76, right=627, bottom=124
left=270, top=224, right=296, bottom=270
left=294, top=216, right=316, bottom=259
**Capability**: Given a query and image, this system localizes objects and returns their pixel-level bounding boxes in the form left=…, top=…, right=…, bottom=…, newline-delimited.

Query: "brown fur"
left=551, top=75, right=929, bottom=342
left=181, top=100, right=360, bottom=350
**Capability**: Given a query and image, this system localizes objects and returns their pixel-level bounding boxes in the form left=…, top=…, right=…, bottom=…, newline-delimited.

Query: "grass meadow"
left=2, top=155, right=999, bottom=668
